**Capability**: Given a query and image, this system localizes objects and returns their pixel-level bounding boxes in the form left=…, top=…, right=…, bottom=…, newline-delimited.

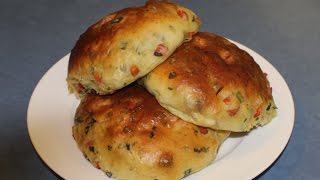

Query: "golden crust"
left=143, top=32, right=277, bottom=132
left=72, top=84, right=229, bottom=180
left=67, top=0, right=200, bottom=97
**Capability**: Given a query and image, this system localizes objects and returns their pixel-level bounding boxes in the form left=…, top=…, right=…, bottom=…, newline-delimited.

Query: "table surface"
left=1, top=0, right=319, bottom=179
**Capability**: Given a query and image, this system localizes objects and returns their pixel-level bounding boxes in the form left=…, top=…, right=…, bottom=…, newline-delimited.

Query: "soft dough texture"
left=143, top=32, right=277, bottom=132
left=67, top=0, right=200, bottom=97
left=72, top=84, right=229, bottom=180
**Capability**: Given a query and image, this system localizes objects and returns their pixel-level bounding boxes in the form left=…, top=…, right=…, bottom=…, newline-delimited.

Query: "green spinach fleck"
left=105, top=171, right=113, bottom=178
left=183, top=169, right=192, bottom=178
left=194, top=147, right=209, bottom=153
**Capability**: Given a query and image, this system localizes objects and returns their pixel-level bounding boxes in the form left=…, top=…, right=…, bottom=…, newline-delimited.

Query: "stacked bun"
left=143, top=32, right=277, bottom=132
left=67, top=0, right=200, bottom=96
left=68, top=1, right=277, bottom=179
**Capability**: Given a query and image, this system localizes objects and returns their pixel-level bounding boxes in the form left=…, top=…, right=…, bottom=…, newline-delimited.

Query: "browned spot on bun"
left=158, top=152, right=174, bottom=167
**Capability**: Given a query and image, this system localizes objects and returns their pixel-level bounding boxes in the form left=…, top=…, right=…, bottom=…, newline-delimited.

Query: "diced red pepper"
left=127, top=97, right=136, bottom=110
left=85, top=140, right=93, bottom=148
left=94, top=162, right=101, bottom=169
left=227, top=107, right=239, bottom=117
left=93, top=73, right=102, bottom=83
left=130, top=65, right=139, bottom=76
left=154, top=43, right=168, bottom=57
left=77, top=83, right=85, bottom=93
left=199, top=126, right=208, bottom=134
left=254, top=107, right=262, bottom=118
left=177, top=10, right=188, bottom=20
left=223, top=96, right=231, bottom=105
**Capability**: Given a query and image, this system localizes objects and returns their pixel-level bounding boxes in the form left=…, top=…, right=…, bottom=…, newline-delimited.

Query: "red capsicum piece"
left=254, top=107, right=262, bottom=118
left=127, top=97, right=136, bottom=110
left=93, top=73, right=102, bottom=83
left=154, top=43, right=168, bottom=57
left=77, top=83, right=85, bottom=93
left=227, top=107, right=239, bottom=117
left=199, top=126, right=208, bottom=134
left=177, top=9, right=188, bottom=20
left=130, top=65, right=139, bottom=77
left=223, top=96, right=231, bottom=105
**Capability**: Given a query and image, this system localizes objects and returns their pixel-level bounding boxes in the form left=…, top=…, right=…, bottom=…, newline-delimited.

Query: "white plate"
left=27, top=40, right=294, bottom=180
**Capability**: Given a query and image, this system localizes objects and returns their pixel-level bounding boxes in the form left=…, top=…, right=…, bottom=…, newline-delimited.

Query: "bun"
left=72, top=84, right=229, bottom=179
left=143, top=32, right=277, bottom=132
left=67, top=0, right=200, bottom=97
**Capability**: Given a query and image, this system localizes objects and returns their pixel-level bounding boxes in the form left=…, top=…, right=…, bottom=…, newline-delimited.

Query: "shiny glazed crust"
left=67, top=0, right=200, bottom=97
left=72, top=84, right=229, bottom=180
left=143, top=32, right=277, bottom=132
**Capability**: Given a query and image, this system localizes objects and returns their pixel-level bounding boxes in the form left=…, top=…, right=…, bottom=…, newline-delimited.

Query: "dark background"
left=1, top=0, right=319, bottom=179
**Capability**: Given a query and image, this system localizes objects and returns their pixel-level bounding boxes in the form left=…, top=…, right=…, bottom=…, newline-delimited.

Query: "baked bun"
left=143, top=32, right=277, bottom=132
left=67, top=0, right=200, bottom=97
left=72, top=84, right=229, bottom=180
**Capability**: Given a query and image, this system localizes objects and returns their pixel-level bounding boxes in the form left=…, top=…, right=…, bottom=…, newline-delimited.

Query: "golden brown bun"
left=67, top=0, right=200, bottom=97
left=143, top=32, right=277, bottom=132
left=72, top=84, right=229, bottom=180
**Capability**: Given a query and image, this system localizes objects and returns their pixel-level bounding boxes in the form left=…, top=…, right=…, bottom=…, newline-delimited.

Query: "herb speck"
left=125, top=143, right=130, bottom=151
left=168, top=71, right=176, bottom=79
left=236, top=91, right=244, bottom=103
left=84, top=126, right=90, bottom=134
left=75, top=116, right=83, bottom=123
left=192, top=15, right=196, bottom=22
left=126, top=144, right=130, bottom=151
left=154, top=52, right=163, bottom=57
left=89, top=146, right=95, bottom=153
left=266, top=103, right=272, bottom=111
left=216, top=87, right=223, bottom=95
left=110, top=16, right=123, bottom=24
left=194, top=147, right=209, bottom=153
left=105, top=171, right=112, bottom=178
left=150, top=131, right=155, bottom=138
left=183, top=169, right=192, bottom=178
